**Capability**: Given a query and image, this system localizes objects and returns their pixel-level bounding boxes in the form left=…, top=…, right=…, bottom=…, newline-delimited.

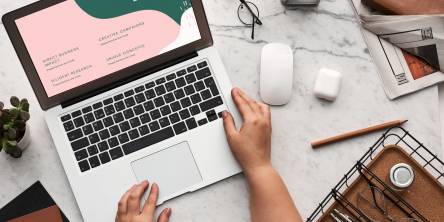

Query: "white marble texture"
left=0, top=0, right=442, bottom=221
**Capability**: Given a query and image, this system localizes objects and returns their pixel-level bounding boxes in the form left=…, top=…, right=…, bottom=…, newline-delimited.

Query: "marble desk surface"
left=0, top=0, right=442, bottom=221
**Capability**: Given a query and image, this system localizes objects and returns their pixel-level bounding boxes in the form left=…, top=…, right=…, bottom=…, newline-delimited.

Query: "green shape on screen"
left=74, top=0, right=192, bottom=24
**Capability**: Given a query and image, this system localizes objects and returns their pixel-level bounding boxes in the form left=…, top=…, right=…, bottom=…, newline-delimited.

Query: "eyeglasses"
left=237, top=0, right=262, bottom=39
left=356, top=185, right=420, bottom=222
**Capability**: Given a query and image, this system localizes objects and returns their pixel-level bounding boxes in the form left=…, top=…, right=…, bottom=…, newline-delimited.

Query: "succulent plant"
left=0, top=97, right=30, bottom=158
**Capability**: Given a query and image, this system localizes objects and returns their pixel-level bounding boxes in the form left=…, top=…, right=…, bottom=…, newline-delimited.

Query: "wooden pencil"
left=311, top=119, right=408, bottom=149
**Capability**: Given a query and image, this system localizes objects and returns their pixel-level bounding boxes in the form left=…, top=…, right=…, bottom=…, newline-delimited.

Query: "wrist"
left=243, top=164, right=275, bottom=182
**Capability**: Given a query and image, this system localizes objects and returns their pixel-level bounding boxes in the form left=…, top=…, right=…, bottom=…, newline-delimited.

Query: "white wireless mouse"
left=260, top=43, right=293, bottom=105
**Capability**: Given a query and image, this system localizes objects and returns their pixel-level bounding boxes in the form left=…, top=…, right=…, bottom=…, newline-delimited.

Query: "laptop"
left=2, top=0, right=242, bottom=221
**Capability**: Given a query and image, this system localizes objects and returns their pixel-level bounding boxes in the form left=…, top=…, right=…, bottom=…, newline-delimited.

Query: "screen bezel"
left=2, top=0, right=213, bottom=110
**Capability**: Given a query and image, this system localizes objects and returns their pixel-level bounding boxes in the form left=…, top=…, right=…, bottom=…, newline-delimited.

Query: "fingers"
left=257, top=102, right=271, bottom=119
left=157, top=208, right=172, bottom=222
left=117, top=185, right=135, bottom=217
left=222, top=111, right=237, bottom=138
left=231, top=88, right=254, bottom=119
left=142, top=183, right=159, bottom=217
left=127, top=181, right=149, bottom=216
left=236, top=89, right=262, bottom=114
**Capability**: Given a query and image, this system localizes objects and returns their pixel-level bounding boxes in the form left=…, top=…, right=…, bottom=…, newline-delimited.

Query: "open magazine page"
left=349, top=0, right=444, bottom=99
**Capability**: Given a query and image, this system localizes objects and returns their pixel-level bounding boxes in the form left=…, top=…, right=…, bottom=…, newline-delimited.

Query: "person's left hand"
left=116, top=181, right=171, bottom=222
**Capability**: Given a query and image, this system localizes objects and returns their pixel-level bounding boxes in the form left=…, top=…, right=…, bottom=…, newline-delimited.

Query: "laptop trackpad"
left=131, top=142, right=202, bottom=201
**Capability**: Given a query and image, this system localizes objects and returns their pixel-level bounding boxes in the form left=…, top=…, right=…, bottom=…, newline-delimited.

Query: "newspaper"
left=350, top=0, right=444, bottom=99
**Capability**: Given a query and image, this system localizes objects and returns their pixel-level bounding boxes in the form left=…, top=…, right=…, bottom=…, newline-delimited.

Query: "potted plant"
left=0, top=96, right=30, bottom=158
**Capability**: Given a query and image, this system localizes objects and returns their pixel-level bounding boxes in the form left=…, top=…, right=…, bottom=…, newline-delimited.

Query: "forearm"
left=245, top=166, right=302, bottom=222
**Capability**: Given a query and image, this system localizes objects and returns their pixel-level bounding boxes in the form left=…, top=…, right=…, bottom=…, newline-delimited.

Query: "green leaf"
left=10, top=96, right=20, bottom=107
left=21, top=102, right=30, bottom=112
left=7, top=128, right=17, bottom=140
left=7, top=140, right=17, bottom=147
left=20, top=111, right=30, bottom=121
left=0, top=101, right=3, bottom=110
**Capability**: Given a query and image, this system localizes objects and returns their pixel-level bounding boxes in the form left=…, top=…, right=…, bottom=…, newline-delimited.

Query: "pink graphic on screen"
left=15, top=0, right=201, bottom=97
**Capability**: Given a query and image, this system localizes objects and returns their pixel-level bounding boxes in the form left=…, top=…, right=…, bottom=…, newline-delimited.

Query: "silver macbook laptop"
left=2, top=0, right=242, bottom=221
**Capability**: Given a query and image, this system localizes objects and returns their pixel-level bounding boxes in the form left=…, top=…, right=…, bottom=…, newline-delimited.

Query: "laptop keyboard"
left=60, top=60, right=225, bottom=172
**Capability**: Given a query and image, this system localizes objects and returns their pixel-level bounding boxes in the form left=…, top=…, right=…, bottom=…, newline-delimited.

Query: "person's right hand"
left=222, top=88, right=272, bottom=176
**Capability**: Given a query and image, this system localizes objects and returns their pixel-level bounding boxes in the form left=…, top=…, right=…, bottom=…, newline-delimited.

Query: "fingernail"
left=222, top=111, right=228, bottom=118
left=167, top=208, right=172, bottom=216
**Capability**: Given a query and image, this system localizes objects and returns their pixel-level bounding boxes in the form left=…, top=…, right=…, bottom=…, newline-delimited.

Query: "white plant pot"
left=17, top=125, right=31, bottom=151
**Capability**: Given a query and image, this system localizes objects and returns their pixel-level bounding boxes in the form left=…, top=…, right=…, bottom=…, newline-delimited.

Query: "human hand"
left=116, top=181, right=171, bottom=222
left=222, top=88, right=272, bottom=176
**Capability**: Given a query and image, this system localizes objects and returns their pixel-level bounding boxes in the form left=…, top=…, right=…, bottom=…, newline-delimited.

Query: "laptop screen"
left=15, top=0, right=201, bottom=97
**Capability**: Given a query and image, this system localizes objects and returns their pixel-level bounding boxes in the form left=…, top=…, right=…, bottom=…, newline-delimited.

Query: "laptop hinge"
left=61, top=51, right=199, bottom=109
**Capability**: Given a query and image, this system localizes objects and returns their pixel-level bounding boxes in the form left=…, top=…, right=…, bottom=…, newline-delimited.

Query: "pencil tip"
left=401, top=119, right=408, bottom=124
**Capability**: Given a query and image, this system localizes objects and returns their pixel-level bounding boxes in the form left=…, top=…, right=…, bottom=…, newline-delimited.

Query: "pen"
left=239, top=0, right=262, bottom=25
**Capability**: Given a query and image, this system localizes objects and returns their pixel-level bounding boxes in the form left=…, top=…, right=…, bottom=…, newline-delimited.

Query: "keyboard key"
left=135, top=93, right=146, bottom=103
left=205, top=77, right=220, bottom=96
left=99, top=129, right=110, bottom=140
left=94, top=109, right=105, bottom=119
left=196, top=67, right=211, bottom=80
left=160, top=105, right=171, bottom=116
left=124, top=89, right=134, bottom=97
left=174, top=89, right=185, bottom=99
left=135, top=85, right=145, bottom=93
left=164, top=93, right=175, bottom=103
left=201, top=89, right=212, bottom=100
left=98, top=141, right=109, bottom=152
left=89, top=133, right=100, bottom=144
left=71, top=138, right=89, bottom=151
left=109, top=125, right=121, bottom=136
left=64, top=121, right=75, bottom=132
left=93, top=102, right=103, bottom=109
left=123, top=109, right=135, bottom=119
left=190, top=93, right=202, bottom=104
left=207, top=110, right=218, bottom=122
left=145, top=89, right=156, bottom=99
left=128, top=129, right=140, bottom=140
left=155, top=77, right=166, bottom=85
left=119, top=121, right=131, bottom=132
left=124, top=97, right=136, bottom=107
left=170, top=101, right=181, bottom=112
left=143, top=101, right=155, bottom=111
left=218, top=112, right=223, bottom=118
left=104, top=98, right=113, bottom=105
left=169, top=113, right=180, bottom=124
left=87, top=145, right=99, bottom=156
left=92, top=121, right=104, bottom=131
left=104, top=105, right=115, bottom=116
left=155, top=85, right=166, bottom=96
left=159, top=117, right=170, bottom=128
left=139, top=125, right=150, bottom=135
left=72, top=110, right=82, bottom=118
left=154, top=97, right=165, bottom=107
left=103, top=116, right=114, bottom=127
left=133, top=105, right=144, bottom=115
left=173, top=122, right=187, bottom=135
left=197, top=61, right=208, bottom=68
left=84, top=113, right=95, bottom=123
left=78, top=160, right=90, bottom=172
left=140, top=113, right=151, bottom=124
left=82, top=124, right=94, bottom=135
left=189, top=105, right=201, bottom=115
left=114, top=94, right=124, bottom=101
left=67, top=129, right=83, bottom=141
left=61, top=114, right=71, bottom=122
left=110, top=147, right=124, bottom=160
left=73, top=117, right=85, bottom=127
left=175, top=77, right=186, bottom=87
left=166, top=73, right=176, bottom=80
left=185, top=74, right=197, bottom=84
left=186, top=118, right=198, bottom=130
left=99, top=152, right=111, bottom=164
left=150, top=109, right=161, bottom=120
left=200, top=96, right=223, bottom=112
left=113, top=112, right=124, bottom=123
left=194, top=81, right=205, bottom=91
left=145, top=81, right=155, bottom=89
left=108, top=137, right=119, bottom=148
left=198, top=118, right=208, bottom=126
left=165, top=81, right=176, bottom=92
left=115, top=101, right=125, bottom=111
left=122, top=127, right=175, bottom=155
left=75, top=149, right=88, bottom=161
left=89, top=155, right=101, bottom=168
left=177, top=69, right=187, bottom=77
left=179, top=109, right=191, bottom=120
left=118, top=133, right=130, bottom=144
left=82, top=106, right=92, bottom=113
left=187, top=65, right=197, bottom=73
left=130, top=117, right=141, bottom=128
left=184, top=85, right=195, bottom=95
left=149, top=121, right=160, bottom=132
left=180, top=97, right=192, bottom=108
